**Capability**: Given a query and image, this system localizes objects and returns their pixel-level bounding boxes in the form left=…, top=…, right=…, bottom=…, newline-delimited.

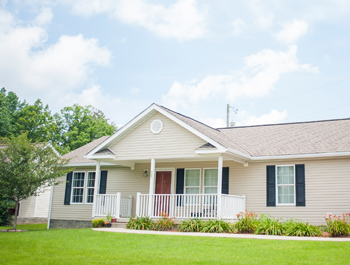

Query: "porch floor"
left=92, top=228, right=350, bottom=242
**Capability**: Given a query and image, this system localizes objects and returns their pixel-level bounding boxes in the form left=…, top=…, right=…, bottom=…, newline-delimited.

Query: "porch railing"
left=136, top=193, right=246, bottom=219
left=93, top=193, right=133, bottom=218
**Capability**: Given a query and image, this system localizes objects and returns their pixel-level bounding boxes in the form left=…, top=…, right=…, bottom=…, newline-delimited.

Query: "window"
left=276, top=165, right=295, bottom=205
left=86, top=172, right=96, bottom=204
left=150, top=119, right=163, bottom=134
left=204, top=169, right=218, bottom=194
left=184, top=169, right=200, bottom=204
left=71, top=172, right=85, bottom=203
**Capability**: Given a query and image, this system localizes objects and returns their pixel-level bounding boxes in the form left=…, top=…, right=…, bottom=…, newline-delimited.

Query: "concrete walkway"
left=92, top=228, right=350, bottom=241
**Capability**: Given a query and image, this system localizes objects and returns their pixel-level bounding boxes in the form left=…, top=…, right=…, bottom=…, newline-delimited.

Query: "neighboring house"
left=0, top=143, right=59, bottom=224
left=48, top=104, right=350, bottom=228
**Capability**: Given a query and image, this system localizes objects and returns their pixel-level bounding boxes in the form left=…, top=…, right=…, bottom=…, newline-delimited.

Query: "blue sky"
left=1, top=0, right=349, bottom=128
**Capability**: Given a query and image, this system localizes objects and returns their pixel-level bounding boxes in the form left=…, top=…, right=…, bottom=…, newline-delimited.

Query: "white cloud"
left=32, top=7, right=53, bottom=26
left=202, top=117, right=226, bottom=128
left=275, top=19, right=308, bottom=44
left=162, top=45, right=318, bottom=110
left=68, top=0, right=207, bottom=42
left=130, top=87, right=140, bottom=95
left=254, top=15, right=273, bottom=28
left=231, top=19, right=245, bottom=35
left=237, top=110, right=288, bottom=126
left=0, top=8, right=113, bottom=111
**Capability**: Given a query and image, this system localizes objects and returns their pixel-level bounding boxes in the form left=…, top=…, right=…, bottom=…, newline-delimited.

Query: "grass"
left=0, top=224, right=349, bottom=264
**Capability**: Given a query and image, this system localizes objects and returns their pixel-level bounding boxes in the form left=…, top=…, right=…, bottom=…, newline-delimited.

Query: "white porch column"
left=92, top=160, right=101, bottom=217
left=148, top=158, right=155, bottom=217
left=217, top=156, right=223, bottom=218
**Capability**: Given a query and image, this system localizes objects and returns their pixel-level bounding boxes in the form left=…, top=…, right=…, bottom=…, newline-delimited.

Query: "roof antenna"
left=227, top=104, right=238, bottom=127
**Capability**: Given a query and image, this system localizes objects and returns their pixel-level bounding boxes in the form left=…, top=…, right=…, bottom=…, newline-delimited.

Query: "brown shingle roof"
left=157, top=105, right=251, bottom=155
left=219, top=118, right=350, bottom=156
left=62, top=136, right=110, bottom=164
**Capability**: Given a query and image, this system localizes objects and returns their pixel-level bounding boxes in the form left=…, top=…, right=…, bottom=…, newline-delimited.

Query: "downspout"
left=33, top=188, right=38, bottom=218
left=47, top=184, right=54, bottom=229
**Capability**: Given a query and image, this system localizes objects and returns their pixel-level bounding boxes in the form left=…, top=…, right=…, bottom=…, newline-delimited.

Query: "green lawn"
left=0, top=224, right=349, bottom=264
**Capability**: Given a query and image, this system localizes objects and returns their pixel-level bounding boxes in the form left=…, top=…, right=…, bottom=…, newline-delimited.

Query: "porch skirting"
left=16, top=217, right=48, bottom=224
left=49, top=219, right=92, bottom=229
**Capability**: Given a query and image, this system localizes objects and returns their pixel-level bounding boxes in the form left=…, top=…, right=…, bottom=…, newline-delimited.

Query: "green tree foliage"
left=0, top=88, right=26, bottom=138
left=54, top=104, right=116, bottom=154
left=0, top=88, right=116, bottom=154
left=0, top=133, right=71, bottom=229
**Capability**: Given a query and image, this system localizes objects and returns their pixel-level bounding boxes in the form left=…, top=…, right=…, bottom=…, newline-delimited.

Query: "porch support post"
left=217, top=156, right=223, bottom=218
left=148, top=158, right=155, bottom=217
left=92, top=160, right=101, bottom=217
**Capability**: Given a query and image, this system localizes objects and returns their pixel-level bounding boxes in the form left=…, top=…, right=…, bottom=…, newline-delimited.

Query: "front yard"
left=0, top=224, right=349, bottom=264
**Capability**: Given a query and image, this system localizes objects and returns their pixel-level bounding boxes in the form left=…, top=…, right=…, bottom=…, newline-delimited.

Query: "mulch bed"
left=0, top=229, right=29, bottom=232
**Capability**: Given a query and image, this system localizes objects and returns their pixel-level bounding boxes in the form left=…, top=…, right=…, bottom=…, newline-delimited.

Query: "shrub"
left=179, top=218, right=204, bottom=232
left=325, top=213, right=350, bottom=237
left=254, top=214, right=284, bottom=235
left=284, top=219, right=322, bottom=237
left=235, top=210, right=258, bottom=233
left=153, top=211, right=176, bottom=231
left=127, top=216, right=153, bottom=230
left=201, top=219, right=230, bottom=233
left=92, top=218, right=107, bottom=228
left=0, top=196, right=14, bottom=226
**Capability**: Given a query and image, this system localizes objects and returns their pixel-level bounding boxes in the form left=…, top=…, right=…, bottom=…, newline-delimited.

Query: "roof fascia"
left=86, top=104, right=227, bottom=159
left=153, top=105, right=226, bottom=151
left=62, top=162, right=118, bottom=167
left=251, top=152, right=350, bottom=161
left=85, top=104, right=158, bottom=158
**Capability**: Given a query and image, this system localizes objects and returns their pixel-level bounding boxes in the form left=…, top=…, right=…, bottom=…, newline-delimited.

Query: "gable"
left=109, top=112, right=207, bottom=160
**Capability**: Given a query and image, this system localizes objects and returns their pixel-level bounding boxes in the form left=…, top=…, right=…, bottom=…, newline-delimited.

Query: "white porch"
left=91, top=156, right=247, bottom=220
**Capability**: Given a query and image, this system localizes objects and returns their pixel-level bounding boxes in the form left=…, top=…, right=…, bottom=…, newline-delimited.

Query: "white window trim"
left=276, top=165, right=296, bottom=206
left=71, top=171, right=86, bottom=204
left=203, top=168, right=218, bottom=194
left=184, top=168, right=201, bottom=205
left=85, top=171, right=96, bottom=204
left=150, top=119, right=163, bottom=134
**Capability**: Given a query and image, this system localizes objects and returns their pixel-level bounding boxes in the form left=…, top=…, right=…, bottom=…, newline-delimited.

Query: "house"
left=48, top=104, right=350, bottom=228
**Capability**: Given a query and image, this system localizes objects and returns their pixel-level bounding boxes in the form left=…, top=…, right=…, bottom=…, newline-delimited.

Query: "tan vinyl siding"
left=35, top=187, right=51, bottom=218
left=19, top=196, right=36, bottom=218
left=50, top=158, right=350, bottom=224
left=229, top=158, right=350, bottom=225
left=110, top=112, right=207, bottom=160
left=51, top=167, right=95, bottom=221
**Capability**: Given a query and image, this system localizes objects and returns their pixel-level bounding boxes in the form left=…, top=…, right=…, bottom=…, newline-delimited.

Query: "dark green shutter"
left=99, top=171, right=108, bottom=194
left=176, top=169, right=185, bottom=206
left=295, top=164, right=306, bottom=206
left=64, top=172, right=73, bottom=205
left=266, top=166, right=276, bottom=206
left=221, top=167, right=229, bottom=194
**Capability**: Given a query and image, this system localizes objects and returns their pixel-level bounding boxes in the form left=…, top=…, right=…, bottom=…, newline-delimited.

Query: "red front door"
left=154, top=171, right=171, bottom=216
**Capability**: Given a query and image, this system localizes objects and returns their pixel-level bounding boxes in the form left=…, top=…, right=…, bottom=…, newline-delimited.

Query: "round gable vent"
left=150, top=119, right=163, bottom=134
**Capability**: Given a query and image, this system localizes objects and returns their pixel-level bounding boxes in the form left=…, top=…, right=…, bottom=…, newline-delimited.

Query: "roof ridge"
left=218, top=117, right=350, bottom=130
left=156, top=104, right=253, bottom=156
left=156, top=104, right=220, bottom=132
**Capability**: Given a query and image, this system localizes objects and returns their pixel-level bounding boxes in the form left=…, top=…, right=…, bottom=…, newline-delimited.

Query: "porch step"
left=111, top=222, right=127, bottom=229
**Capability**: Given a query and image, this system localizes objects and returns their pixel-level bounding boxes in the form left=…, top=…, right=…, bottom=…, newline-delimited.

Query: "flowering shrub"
left=235, top=210, right=258, bottom=233
left=92, top=218, right=107, bottom=228
left=127, top=216, right=153, bottom=230
left=153, top=211, right=176, bottom=231
left=254, top=214, right=284, bottom=235
left=179, top=218, right=204, bottom=232
left=201, top=219, right=230, bottom=233
left=284, top=219, right=322, bottom=237
left=325, top=213, right=350, bottom=237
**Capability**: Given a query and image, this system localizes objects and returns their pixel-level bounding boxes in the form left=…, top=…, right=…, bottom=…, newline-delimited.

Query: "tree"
left=54, top=104, right=116, bottom=154
left=0, top=133, right=71, bottom=230
left=14, top=99, right=59, bottom=143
